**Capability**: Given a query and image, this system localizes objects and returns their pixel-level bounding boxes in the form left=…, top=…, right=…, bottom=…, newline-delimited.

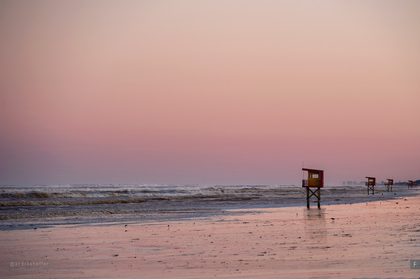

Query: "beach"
left=2, top=1, right=420, bottom=278
left=1, top=189, right=420, bottom=278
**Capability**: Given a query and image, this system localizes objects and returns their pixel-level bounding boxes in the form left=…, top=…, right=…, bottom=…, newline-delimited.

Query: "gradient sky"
left=1, top=0, right=419, bottom=186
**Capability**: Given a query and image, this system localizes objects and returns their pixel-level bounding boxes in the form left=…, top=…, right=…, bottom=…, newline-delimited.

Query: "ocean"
left=0, top=184, right=417, bottom=230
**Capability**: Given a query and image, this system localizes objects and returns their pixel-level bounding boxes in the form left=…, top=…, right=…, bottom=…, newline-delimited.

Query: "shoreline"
left=1, top=186, right=418, bottom=231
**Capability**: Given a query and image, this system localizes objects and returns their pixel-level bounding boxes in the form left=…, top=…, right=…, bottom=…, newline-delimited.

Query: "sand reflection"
left=303, top=209, right=327, bottom=242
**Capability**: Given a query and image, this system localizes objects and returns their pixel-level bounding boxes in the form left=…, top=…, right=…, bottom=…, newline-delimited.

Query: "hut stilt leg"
left=317, top=188, right=321, bottom=209
left=306, top=187, right=310, bottom=209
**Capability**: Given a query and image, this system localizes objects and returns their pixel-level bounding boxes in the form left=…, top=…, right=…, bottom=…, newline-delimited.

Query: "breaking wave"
left=0, top=184, right=298, bottom=207
left=1, top=184, right=416, bottom=222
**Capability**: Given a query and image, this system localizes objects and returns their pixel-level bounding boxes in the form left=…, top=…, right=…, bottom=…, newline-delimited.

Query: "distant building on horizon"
left=342, top=181, right=364, bottom=186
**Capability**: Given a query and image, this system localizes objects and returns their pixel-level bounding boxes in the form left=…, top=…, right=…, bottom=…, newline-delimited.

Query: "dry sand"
left=1, top=197, right=420, bottom=278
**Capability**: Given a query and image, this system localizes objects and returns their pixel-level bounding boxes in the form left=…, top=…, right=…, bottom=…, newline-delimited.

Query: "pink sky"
left=1, top=0, right=419, bottom=186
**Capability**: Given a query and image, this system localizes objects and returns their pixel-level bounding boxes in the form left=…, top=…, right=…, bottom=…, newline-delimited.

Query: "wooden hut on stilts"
left=302, top=168, right=324, bottom=209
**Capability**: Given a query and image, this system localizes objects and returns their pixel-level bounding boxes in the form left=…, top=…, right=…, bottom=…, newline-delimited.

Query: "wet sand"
left=1, top=196, right=420, bottom=278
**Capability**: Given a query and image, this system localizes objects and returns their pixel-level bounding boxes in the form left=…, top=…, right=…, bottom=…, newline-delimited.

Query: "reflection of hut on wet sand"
left=303, top=209, right=327, bottom=242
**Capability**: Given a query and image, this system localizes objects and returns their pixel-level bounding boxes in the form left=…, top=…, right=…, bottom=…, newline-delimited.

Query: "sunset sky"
left=1, top=0, right=419, bottom=186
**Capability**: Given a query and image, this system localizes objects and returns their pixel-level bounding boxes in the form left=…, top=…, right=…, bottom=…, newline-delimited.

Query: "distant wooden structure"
left=408, top=180, right=414, bottom=189
left=384, top=179, right=393, bottom=192
left=302, top=168, right=324, bottom=209
left=365, top=177, right=376, bottom=195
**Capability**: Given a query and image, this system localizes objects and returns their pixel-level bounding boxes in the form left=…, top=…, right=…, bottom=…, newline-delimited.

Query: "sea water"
left=0, top=184, right=416, bottom=229
left=0, top=184, right=298, bottom=228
